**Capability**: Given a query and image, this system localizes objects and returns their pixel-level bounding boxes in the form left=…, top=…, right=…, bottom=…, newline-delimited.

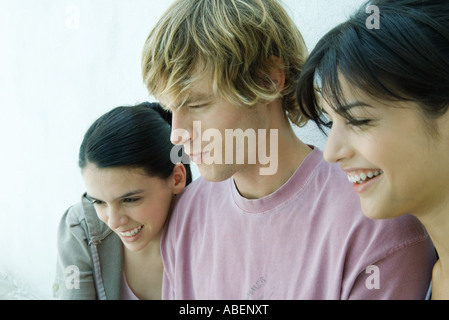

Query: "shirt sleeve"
left=347, top=236, right=436, bottom=300
left=53, top=205, right=97, bottom=300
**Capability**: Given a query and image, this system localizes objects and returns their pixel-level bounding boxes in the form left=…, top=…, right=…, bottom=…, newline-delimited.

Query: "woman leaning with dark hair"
left=53, top=102, right=192, bottom=300
left=296, top=0, right=448, bottom=299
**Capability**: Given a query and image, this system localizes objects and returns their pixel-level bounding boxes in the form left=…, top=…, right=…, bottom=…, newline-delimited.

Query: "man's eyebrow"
left=185, top=93, right=212, bottom=104
left=163, top=93, right=213, bottom=111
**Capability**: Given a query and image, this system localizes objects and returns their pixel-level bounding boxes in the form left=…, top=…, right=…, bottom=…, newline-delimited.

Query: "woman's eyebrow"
left=85, top=190, right=145, bottom=203
left=85, top=194, right=98, bottom=203
left=338, top=101, right=373, bottom=111
left=116, top=190, right=145, bottom=200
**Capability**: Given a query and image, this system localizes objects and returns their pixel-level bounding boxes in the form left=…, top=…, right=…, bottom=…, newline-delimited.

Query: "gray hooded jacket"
left=53, top=194, right=123, bottom=299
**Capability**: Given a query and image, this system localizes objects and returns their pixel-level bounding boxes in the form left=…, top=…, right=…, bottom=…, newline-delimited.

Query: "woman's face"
left=321, top=77, right=449, bottom=220
left=82, top=164, right=178, bottom=251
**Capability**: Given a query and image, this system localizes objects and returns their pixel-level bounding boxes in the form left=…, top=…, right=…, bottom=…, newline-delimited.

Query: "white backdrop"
left=0, top=0, right=365, bottom=299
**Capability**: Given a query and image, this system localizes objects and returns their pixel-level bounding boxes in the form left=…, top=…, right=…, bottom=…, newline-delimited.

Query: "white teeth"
left=119, top=225, right=143, bottom=237
left=347, top=170, right=383, bottom=184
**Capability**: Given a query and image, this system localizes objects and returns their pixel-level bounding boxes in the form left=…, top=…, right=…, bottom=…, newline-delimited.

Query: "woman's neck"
left=418, top=202, right=449, bottom=299
left=122, top=231, right=164, bottom=300
left=124, top=231, right=162, bottom=261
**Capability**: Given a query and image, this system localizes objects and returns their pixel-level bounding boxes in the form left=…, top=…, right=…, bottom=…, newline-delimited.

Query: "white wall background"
left=0, top=0, right=366, bottom=299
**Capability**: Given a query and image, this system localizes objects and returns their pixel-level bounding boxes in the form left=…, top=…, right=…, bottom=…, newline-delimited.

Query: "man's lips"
left=189, top=151, right=210, bottom=163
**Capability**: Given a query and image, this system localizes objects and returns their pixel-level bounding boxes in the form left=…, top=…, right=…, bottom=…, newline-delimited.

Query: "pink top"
left=120, top=272, right=139, bottom=300
left=162, top=147, right=436, bottom=299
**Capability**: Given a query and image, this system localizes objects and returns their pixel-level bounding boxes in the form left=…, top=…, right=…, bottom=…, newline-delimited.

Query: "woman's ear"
left=171, top=163, right=187, bottom=195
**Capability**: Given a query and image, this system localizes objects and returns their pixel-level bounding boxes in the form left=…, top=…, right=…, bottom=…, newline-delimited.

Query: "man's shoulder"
left=170, top=176, right=231, bottom=218
left=177, top=176, right=230, bottom=202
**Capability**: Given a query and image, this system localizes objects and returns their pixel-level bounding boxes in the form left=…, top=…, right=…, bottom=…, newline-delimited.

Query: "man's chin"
left=197, top=163, right=236, bottom=183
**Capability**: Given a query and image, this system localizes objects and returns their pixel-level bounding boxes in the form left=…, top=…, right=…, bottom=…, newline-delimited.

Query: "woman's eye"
left=92, top=200, right=105, bottom=206
left=122, top=198, right=140, bottom=204
left=321, top=113, right=333, bottom=128
left=347, top=119, right=372, bottom=127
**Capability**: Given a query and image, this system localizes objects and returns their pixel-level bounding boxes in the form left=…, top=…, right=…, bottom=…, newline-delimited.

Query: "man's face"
left=160, top=72, right=272, bottom=182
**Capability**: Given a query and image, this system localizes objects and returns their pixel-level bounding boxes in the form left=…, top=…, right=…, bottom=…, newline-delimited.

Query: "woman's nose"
left=106, top=206, right=129, bottom=230
left=323, top=123, right=354, bottom=164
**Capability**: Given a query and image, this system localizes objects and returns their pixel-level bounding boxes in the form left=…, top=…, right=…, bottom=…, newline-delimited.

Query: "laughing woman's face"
left=82, top=165, right=176, bottom=251
left=321, top=77, right=449, bottom=220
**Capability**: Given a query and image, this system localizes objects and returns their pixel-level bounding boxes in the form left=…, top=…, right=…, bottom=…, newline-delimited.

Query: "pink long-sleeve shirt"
left=162, top=147, right=435, bottom=299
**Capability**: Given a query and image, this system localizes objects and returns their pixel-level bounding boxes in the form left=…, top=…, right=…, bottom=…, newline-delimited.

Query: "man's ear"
left=171, top=163, right=187, bottom=195
left=268, top=56, right=285, bottom=92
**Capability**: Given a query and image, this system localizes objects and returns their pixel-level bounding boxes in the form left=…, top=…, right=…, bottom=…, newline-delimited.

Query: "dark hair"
left=296, top=0, right=449, bottom=134
left=79, top=102, right=192, bottom=185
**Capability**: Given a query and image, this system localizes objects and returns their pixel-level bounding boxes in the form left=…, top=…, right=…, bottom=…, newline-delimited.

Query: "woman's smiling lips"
left=117, top=225, right=144, bottom=242
left=342, top=168, right=384, bottom=194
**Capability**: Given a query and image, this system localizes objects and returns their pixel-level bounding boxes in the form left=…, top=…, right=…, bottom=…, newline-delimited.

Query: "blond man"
left=141, top=0, right=435, bottom=299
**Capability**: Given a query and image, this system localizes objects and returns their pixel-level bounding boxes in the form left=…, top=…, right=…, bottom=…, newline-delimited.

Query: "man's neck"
left=233, top=124, right=312, bottom=199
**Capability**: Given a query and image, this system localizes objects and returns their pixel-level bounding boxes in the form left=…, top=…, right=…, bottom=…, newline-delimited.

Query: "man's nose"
left=170, top=111, right=192, bottom=146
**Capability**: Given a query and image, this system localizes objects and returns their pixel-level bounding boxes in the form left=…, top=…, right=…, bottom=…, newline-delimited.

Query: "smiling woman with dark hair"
left=54, top=102, right=191, bottom=300
left=296, top=0, right=449, bottom=299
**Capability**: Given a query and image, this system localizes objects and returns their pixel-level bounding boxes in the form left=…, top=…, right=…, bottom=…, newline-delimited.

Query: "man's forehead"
left=158, top=66, right=214, bottom=110
left=159, top=84, right=214, bottom=111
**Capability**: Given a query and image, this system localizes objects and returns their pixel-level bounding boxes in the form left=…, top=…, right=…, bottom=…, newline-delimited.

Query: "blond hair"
left=142, top=0, right=308, bottom=126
